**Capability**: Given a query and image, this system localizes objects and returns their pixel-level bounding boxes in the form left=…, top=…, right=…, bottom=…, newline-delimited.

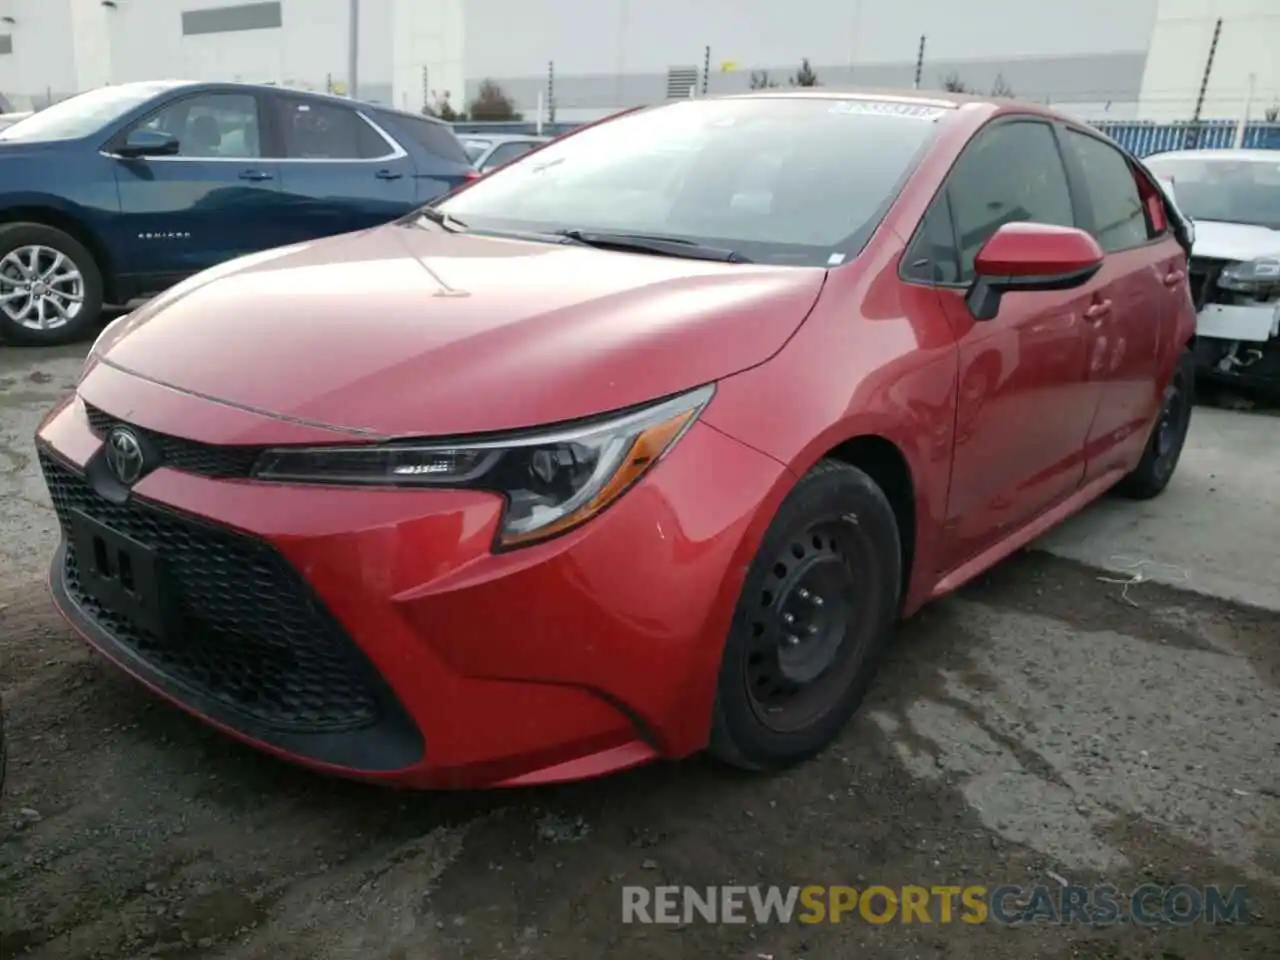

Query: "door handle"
left=1163, top=269, right=1186, bottom=287
left=238, top=169, right=273, bottom=182
left=375, top=169, right=403, bottom=180
left=1084, top=299, right=1112, bottom=321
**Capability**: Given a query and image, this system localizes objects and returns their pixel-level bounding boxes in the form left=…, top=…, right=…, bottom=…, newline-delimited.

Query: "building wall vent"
left=665, top=66, right=699, bottom=100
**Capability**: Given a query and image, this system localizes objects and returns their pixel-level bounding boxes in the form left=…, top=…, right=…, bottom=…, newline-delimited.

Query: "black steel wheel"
left=1115, top=347, right=1195, bottom=500
left=709, top=459, right=902, bottom=772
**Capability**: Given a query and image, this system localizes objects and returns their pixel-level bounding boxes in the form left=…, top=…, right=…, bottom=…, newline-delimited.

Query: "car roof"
left=711, top=86, right=1078, bottom=125
left=107, top=79, right=455, bottom=129
left=1144, top=148, right=1280, bottom=164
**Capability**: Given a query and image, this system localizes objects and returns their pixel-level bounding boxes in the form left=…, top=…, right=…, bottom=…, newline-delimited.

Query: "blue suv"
left=0, top=80, right=476, bottom=345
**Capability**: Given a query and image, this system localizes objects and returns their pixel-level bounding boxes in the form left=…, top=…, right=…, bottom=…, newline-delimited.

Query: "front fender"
left=699, top=274, right=961, bottom=613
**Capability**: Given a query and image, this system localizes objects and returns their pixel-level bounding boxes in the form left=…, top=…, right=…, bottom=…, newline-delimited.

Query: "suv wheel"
left=0, top=222, right=105, bottom=346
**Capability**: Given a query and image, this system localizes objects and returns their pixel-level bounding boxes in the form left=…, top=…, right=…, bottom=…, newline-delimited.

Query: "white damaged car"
left=1144, top=149, right=1280, bottom=392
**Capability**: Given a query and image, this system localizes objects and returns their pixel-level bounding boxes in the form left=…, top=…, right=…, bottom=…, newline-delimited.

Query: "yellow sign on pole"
left=720, top=61, right=738, bottom=73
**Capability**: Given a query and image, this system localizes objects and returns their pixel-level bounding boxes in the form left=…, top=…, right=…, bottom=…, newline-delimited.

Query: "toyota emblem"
left=104, top=427, right=146, bottom=485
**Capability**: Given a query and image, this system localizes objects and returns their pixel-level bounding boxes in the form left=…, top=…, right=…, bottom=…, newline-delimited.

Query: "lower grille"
left=39, top=449, right=384, bottom=734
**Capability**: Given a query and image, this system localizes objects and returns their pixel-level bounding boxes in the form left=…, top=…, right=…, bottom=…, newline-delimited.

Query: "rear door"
left=902, top=117, right=1106, bottom=569
left=109, top=89, right=283, bottom=281
left=267, top=93, right=417, bottom=245
left=1060, top=127, right=1182, bottom=483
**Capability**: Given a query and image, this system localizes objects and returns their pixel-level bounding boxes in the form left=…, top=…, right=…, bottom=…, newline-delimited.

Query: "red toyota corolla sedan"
left=35, top=90, right=1196, bottom=789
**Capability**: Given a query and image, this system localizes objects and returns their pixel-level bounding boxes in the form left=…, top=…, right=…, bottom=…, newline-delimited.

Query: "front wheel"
left=1114, top=348, right=1195, bottom=500
left=708, top=460, right=902, bottom=772
left=0, top=222, right=105, bottom=346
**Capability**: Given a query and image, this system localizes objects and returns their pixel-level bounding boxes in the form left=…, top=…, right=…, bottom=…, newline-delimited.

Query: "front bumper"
left=1189, top=257, right=1280, bottom=390
left=1193, top=302, right=1280, bottom=391
left=35, top=373, right=789, bottom=789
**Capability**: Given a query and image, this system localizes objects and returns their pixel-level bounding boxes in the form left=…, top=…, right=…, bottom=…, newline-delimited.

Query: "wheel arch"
left=818, top=434, right=918, bottom=610
left=0, top=204, right=118, bottom=303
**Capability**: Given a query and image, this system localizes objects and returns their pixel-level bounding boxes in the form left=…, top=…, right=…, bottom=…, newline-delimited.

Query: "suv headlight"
left=252, top=384, right=714, bottom=549
left=1218, top=256, right=1280, bottom=293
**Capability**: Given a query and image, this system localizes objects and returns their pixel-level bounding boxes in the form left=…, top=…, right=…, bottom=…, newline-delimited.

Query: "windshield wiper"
left=554, top=229, right=751, bottom=263
left=409, top=206, right=468, bottom=233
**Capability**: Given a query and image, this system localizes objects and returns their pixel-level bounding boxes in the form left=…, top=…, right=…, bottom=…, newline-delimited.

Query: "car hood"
left=1191, top=220, right=1280, bottom=262
left=88, top=224, right=828, bottom=437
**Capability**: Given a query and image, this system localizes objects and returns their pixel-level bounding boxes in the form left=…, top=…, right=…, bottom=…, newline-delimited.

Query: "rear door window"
left=273, top=97, right=390, bottom=160
left=1065, top=130, right=1150, bottom=252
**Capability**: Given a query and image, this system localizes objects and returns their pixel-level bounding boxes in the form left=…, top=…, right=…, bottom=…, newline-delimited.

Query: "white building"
left=0, top=0, right=1276, bottom=123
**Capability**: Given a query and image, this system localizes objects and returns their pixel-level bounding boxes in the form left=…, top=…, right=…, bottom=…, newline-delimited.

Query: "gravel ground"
left=1, top=343, right=1277, bottom=960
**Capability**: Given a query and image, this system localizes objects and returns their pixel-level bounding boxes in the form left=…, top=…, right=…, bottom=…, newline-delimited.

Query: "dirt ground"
left=1, top=345, right=1278, bottom=960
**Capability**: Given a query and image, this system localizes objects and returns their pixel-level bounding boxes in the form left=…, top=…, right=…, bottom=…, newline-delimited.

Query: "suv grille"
left=83, top=403, right=261, bottom=478
left=40, top=449, right=384, bottom=734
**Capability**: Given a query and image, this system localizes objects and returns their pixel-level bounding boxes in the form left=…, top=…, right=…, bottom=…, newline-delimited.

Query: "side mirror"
left=966, top=222, right=1104, bottom=321
left=117, top=128, right=181, bottom=158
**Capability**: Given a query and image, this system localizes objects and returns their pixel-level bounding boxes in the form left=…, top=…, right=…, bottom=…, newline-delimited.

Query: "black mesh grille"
left=40, top=449, right=383, bottom=734
left=83, top=402, right=261, bottom=478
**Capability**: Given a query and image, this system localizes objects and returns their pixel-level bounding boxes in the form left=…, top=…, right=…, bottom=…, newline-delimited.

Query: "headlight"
left=1218, top=256, right=1280, bottom=292
left=252, top=384, right=715, bottom=548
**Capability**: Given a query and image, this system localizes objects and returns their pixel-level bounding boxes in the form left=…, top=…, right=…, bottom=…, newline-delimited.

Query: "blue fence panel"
left=1090, top=119, right=1280, bottom=157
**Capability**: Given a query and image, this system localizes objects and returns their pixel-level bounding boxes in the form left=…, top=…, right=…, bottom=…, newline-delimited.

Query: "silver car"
left=0, top=111, right=33, bottom=132
left=460, top=133, right=550, bottom=173
left=1143, top=149, right=1280, bottom=390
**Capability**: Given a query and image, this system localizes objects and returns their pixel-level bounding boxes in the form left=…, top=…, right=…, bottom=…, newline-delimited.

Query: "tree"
left=941, top=72, right=970, bottom=93
left=468, top=79, right=522, bottom=122
left=789, top=58, right=820, bottom=88
left=749, top=70, right=779, bottom=90
left=990, top=73, right=1015, bottom=98
left=1265, top=103, right=1279, bottom=123
left=423, top=90, right=464, bottom=122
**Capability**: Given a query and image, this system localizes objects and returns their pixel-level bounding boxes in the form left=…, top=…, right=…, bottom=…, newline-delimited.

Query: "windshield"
left=1143, top=155, right=1280, bottom=230
left=0, top=83, right=180, bottom=143
left=437, top=97, right=947, bottom=267
left=461, top=138, right=492, bottom=162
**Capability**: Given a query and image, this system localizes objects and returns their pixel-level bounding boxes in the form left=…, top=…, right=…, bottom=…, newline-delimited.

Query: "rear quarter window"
left=381, top=113, right=470, bottom=165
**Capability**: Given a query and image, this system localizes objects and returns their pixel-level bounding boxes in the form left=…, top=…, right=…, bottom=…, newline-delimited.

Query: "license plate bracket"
left=68, top=509, right=171, bottom=636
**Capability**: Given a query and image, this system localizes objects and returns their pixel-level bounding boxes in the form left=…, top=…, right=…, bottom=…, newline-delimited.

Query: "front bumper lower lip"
left=50, top=534, right=662, bottom=787
left=47, top=533, right=428, bottom=775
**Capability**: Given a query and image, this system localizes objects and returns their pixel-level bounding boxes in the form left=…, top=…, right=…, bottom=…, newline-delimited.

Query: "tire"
left=0, top=222, right=105, bottom=346
left=708, top=459, right=902, bottom=772
left=1114, top=347, right=1195, bottom=501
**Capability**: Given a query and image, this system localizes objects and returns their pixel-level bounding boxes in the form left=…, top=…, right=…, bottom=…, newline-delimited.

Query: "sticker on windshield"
left=828, top=101, right=946, bottom=120
left=827, top=253, right=846, bottom=266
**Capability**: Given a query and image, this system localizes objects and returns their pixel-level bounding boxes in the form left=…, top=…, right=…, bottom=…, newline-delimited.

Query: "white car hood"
left=1191, top=220, right=1280, bottom=262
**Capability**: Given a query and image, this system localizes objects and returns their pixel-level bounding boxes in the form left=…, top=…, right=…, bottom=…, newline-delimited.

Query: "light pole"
left=347, top=0, right=359, bottom=99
